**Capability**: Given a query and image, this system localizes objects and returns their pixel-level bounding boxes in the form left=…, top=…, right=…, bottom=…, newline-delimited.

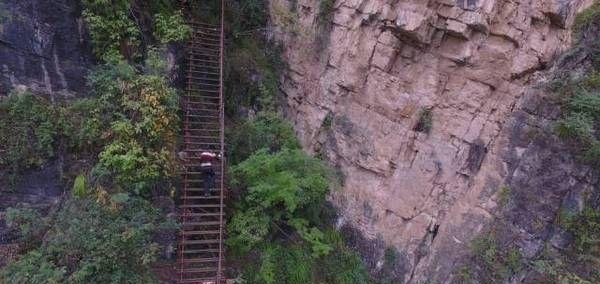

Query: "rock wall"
left=269, top=0, right=595, bottom=282
left=0, top=0, right=92, bottom=97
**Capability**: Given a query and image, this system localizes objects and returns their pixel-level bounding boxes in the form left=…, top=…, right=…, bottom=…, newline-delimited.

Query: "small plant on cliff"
left=414, top=108, right=433, bottom=133
left=574, top=1, right=600, bottom=34
left=318, top=0, right=336, bottom=28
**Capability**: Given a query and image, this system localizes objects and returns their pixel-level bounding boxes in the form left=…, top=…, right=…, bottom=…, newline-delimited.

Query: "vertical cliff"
left=269, top=0, right=596, bottom=282
left=0, top=0, right=92, bottom=97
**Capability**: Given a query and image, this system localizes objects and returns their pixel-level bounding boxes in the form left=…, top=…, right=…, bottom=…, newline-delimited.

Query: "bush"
left=555, top=112, right=595, bottom=142
left=1, top=196, right=175, bottom=283
left=226, top=111, right=301, bottom=164
left=414, top=108, right=433, bottom=133
left=81, top=0, right=189, bottom=61
left=567, top=207, right=600, bottom=253
left=0, top=92, right=61, bottom=184
left=574, top=1, right=600, bottom=34
left=468, top=232, right=522, bottom=282
left=89, top=59, right=180, bottom=193
left=4, top=204, right=47, bottom=242
left=72, top=174, right=86, bottom=197
left=227, top=148, right=333, bottom=255
left=154, top=10, right=190, bottom=44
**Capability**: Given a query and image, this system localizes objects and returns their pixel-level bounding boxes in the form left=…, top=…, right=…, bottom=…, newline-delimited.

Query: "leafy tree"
left=227, top=148, right=332, bottom=256
left=89, top=55, right=180, bottom=193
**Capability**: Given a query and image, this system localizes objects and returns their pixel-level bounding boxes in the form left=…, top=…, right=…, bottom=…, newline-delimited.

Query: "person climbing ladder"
left=199, top=151, right=221, bottom=197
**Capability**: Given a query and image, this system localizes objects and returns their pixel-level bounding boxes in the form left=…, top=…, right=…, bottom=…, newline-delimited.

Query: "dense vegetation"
left=0, top=0, right=188, bottom=282
left=222, top=1, right=372, bottom=283
left=457, top=3, right=600, bottom=283
left=0, top=0, right=373, bottom=283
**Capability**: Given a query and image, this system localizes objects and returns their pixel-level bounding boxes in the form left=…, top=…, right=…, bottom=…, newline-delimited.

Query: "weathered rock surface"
left=0, top=0, right=92, bottom=97
left=269, top=0, right=595, bottom=282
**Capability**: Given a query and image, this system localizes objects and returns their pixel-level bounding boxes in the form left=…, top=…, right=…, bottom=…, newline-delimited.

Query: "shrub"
left=226, top=111, right=301, bottom=164
left=81, top=0, right=139, bottom=60
left=318, top=0, right=336, bottom=27
left=4, top=204, right=47, bottom=242
left=1, top=196, right=175, bottom=283
left=227, top=148, right=333, bottom=255
left=567, top=207, right=600, bottom=253
left=555, top=112, right=595, bottom=142
left=90, top=59, right=180, bottom=193
left=469, top=232, right=522, bottom=281
left=0, top=92, right=61, bottom=184
left=72, top=174, right=86, bottom=197
left=154, top=10, right=190, bottom=44
left=414, top=108, right=433, bottom=133
left=574, top=1, right=600, bottom=34
left=497, top=186, right=512, bottom=208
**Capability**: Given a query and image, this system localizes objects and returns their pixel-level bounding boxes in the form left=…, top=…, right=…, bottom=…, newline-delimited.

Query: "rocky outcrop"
left=0, top=0, right=92, bottom=97
left=269, top=0, right=595, bottom=282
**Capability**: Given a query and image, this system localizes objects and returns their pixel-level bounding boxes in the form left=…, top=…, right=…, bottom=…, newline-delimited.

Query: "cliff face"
left=0, top=0, right=91, bottom=97
left=269, top=0, right=595, bottom=282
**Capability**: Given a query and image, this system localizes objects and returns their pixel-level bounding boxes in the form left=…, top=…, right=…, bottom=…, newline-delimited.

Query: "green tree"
left=227, top=148, right=332, bottom=256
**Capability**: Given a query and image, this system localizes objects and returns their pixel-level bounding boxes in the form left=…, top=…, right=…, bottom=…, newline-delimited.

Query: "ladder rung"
left=186, top=96, right=219, bottom=100
left=187, top=76, right=220, bottom=82
left=179, top=257, right=219, bottom=263
left=187, top=58, right=219, bottom=64
left=182, top=222, right=221, bottom=226
left=183, top=239, right=220, bottom=245
left=181, top=230, right=221, bottom=235
left=188, top=70, right=220, bottom=76
left=180, top=196, right=221, bottom=201
left=188, top=82, right=220, bottom=87
left=180, top=267, right=218, bottom=273
left=184, top=136, right=220, bottom=140
left=187, top=88, right=220, bottom=93
left=186, top=101, right=220, bottom=105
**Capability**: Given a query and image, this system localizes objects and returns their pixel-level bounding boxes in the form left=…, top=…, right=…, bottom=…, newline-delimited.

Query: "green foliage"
left=497, top=186, right=512, bottom=208
left=225, top=38, right=284, bottom=115
left=566, top=207, right=600, bottom=253
left=0, top=251, right=66, bottom=284
left=321, top=111, right=334, bottom=130
left=317, top=229, right=372, bottom=284
left=81, top=0, right=139, bottom=60
left=555, top=71, right=600, bottom=168
left=72, top=174, right=86, bottom=197
left=227, top=148, right=332, bottom=254
left=469, top=232, right=522, bottom=282
left=414, top=108, right=433, bottom=133
left=81, top=0, right=189, bottom=60
left=1, top=196, right=175, bottom=283
left=238, top=230, right=370, bottom=284
left=555, top=112, right=594, bottom=142
left=154, top=10, right=190, bottom=44
left=574, top=1, right=600, bottom=34
left=229, top=0, right=269, bottom=34
left=0, top=92, right=61, bottom=185
left=4, top=204, right=47, bottom=242
left=318, top=0, right=336, bottom=27
left=89, top=58, right=180, bottom=193
left=226, top=111, right=301, bottom=164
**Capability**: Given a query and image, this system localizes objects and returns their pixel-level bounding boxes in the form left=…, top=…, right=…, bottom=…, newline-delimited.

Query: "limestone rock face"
left=269, top=0, right=595, bottom=282
left=0, top=0, right=92, bottom=97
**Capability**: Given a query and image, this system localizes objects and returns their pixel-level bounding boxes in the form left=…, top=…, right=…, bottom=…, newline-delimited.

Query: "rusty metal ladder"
left=177, top=2, right=225, bottom=283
